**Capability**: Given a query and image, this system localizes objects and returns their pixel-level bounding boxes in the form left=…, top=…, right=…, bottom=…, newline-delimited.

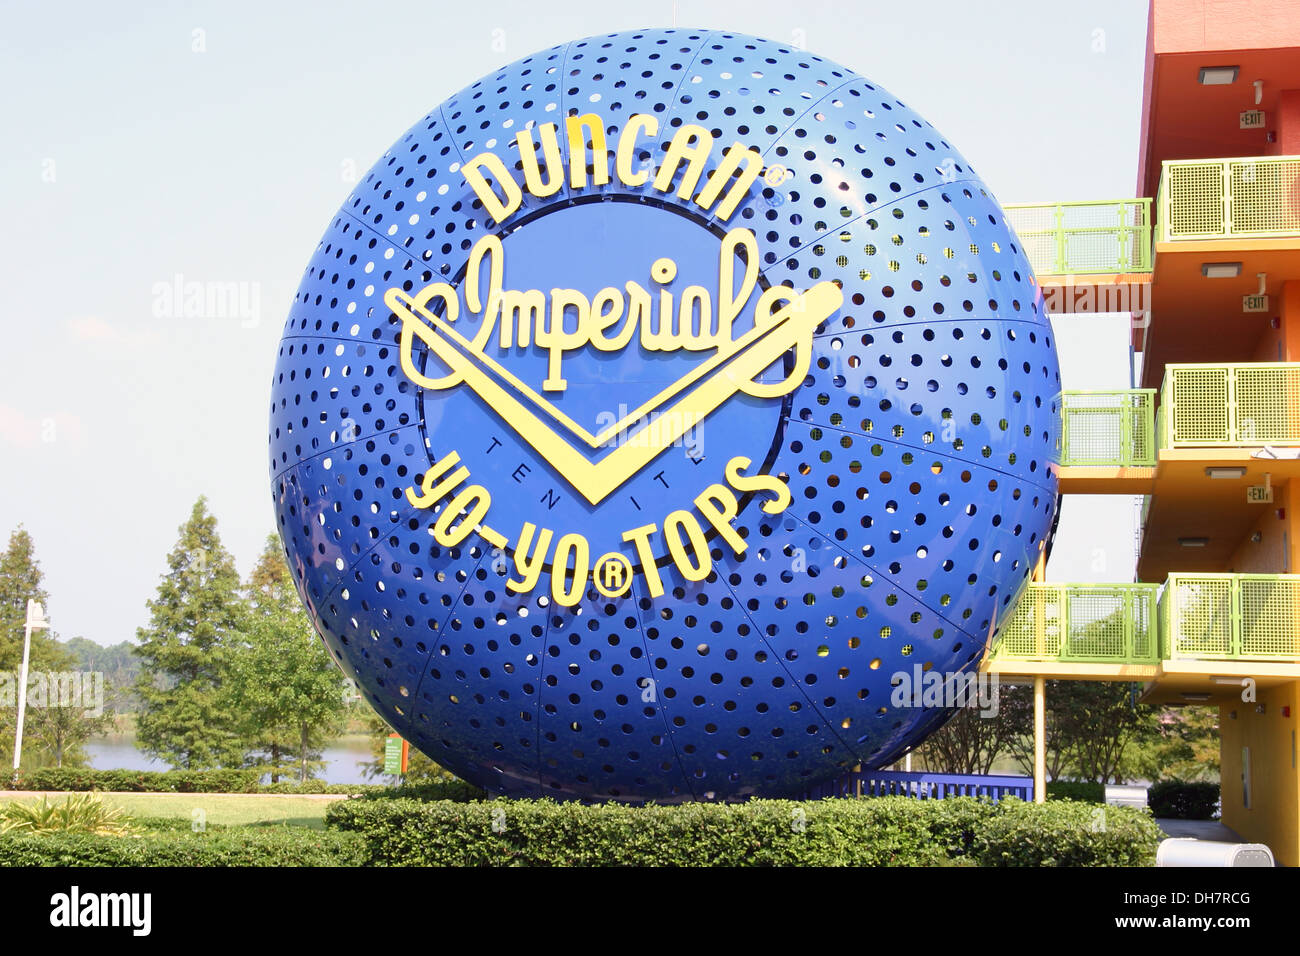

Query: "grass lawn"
left=0, top=792, right=343, bottom=829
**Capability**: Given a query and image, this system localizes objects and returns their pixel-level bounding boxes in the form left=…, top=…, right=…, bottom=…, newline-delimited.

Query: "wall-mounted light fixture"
left=1198, top=66, right=1239, bottom=85
left=1205, top=466, right=1247, bottom=479
left=1178, top=537, right=1210, bottom=548
left=1201, top=262, right=1242, bottom=278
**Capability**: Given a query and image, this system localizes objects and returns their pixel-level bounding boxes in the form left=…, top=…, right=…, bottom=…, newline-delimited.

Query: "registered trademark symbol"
left=592, top=552, right=634, bottom=597
left=763, top=164, right=789, bottom=187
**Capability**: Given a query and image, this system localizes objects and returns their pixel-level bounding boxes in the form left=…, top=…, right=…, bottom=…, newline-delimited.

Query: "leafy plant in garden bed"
left=0, top=794, right=139, bottom=836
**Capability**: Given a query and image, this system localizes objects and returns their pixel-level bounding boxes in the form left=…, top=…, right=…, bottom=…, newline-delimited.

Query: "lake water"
left=83, top=736, right=376, bottom=785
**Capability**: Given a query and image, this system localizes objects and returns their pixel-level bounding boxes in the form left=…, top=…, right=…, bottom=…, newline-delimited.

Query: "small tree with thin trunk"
left=27, top=696, right=111, bottom=768
left=226, top=536, right=346, bottom=782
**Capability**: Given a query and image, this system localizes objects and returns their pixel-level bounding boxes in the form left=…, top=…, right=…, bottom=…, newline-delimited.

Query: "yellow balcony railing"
left=991, top=576, right=1300, bottom=666
left=1058, top=390, right=1157, bottom=466
left=1003, top=199, right=1152, bottom=275
left=1158, top=155, right=1300, bottom=241
left=992, top=583, right=1160, bottom=664
left=1058, top=363, right=1300, bottom=466
left=1160, top=363, right=1300, bottom=447
left=1160, top=574, right=1300, bottom=661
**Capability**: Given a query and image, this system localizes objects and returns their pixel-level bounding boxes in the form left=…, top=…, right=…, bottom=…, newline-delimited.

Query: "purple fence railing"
left=803, top=770, right=1034, bottom=802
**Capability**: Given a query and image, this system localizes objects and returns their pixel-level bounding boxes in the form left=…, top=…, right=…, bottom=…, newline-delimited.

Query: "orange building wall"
left=1270, top=89, right=1300, bottom=156
left=1251, top=281, right=1300, bottom=366
left=1150, top=1, right=1300, bottom=53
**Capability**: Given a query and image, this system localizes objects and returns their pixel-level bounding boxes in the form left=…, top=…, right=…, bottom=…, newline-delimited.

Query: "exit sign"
left=1243, top=294, right=1269, bottom=313
left=1247, top=484, right=1273, bottom=503
left=1240, top=109, right=1266, bottom=129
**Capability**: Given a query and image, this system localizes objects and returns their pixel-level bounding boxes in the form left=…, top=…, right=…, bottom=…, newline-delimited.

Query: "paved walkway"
left=1156, top=818, right=1244, bottom=843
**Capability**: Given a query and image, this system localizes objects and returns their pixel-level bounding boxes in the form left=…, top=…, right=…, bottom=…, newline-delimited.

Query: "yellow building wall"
left=1251, top=320, right=1285, bottom=363
left=1219, top=680, right=1300, bottom=867
left=1226, top=480, right=1294, bottom=574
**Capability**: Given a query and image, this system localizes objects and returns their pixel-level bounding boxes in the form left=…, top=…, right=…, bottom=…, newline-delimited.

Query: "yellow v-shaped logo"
left=386, top=281, right=842, bottom=505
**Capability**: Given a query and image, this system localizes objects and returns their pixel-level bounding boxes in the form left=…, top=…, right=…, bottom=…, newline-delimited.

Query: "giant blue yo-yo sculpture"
left=270, top=28, right=1060, bottom=801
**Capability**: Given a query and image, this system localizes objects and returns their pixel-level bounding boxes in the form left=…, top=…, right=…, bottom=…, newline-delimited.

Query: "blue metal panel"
left=270, top=28, right=1060, bottom=801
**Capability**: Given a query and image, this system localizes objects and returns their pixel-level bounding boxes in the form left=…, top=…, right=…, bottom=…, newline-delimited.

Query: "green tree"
left=1053, top=681, right=1154, bottom=784
left=0, top=527, right=74, bottom=770
left=1003, top=680, right=1153, bottom=784
left=911, top=678, right=1026, bottom=775
left=0, top=526, right=66, bottom=671
left=26, top=693, right=111, bottom=768
left=133, top=498, right=246, bottom=769
left=999, top=681, right=1073, bottom=782
left=225, top=536, right=347, bottom=783
left=1124, top=705, right=1219, bottom=782
left=63, top=637, right=142, bottom=714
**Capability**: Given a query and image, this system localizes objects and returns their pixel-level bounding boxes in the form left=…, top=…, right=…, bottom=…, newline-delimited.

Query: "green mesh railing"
left=1058, top=365, right=1300, bottom=465
left=1161, top=363, right=1300, bottom=447
left=1059, top=390, right=1157, bottom=466
left=1160, top=574, right=1300, bottom=660
left=1003, top=199, right=1152, bottom=275
left=992, top=583, right=1160, bottom=664
left=992, top=576, right=1300, bottom=665
left=1159, top=156, right=1300, bottom=240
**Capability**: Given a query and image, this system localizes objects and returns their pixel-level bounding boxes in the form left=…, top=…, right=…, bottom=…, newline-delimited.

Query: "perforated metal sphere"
left=270, top=28, right=1060, bottom=801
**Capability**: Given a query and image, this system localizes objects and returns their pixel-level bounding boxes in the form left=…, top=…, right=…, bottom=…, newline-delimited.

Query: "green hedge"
left=973, top=799, right=1161, bottom=866
left=257, top=780, right=389, bottom=795
left=325, top=795, right=1162, bottom=867
left=1148, top=781, right=1220, bottom=820
left=352, top=779, right=487, bottom=803
left=1047, top=781, right=1106, bottom=803
left=10, top=768, right=395, bottom=796
left=13, top=768, right=263, bottom=793
left=0, top=828, right=365, bottom=866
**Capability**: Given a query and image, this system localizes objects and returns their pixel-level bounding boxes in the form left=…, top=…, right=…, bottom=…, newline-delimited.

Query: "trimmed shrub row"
left=256, top=780, right=390, bottom=795
left=352, top=779, right=486, bottom=803
left=12, top=768, right=263, bottom=793
left=1148, top=780, right=1220, bottom=820
left=1046, top=781, right=1106, bottom=803
left=0, top=828, right=366, bottom=867
left=9, top=768, right=394, bottom=796
left=325, top=795, right=1163, bottom=867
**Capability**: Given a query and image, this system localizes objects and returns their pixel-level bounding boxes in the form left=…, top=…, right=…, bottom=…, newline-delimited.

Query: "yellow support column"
left=1034, top=676, right=1047, bottom=804
left=1031, top=536, right=1048, bottom=803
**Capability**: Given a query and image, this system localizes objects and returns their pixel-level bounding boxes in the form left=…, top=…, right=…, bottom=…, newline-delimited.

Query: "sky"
left=0, top=0, right=1150, bottom=646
